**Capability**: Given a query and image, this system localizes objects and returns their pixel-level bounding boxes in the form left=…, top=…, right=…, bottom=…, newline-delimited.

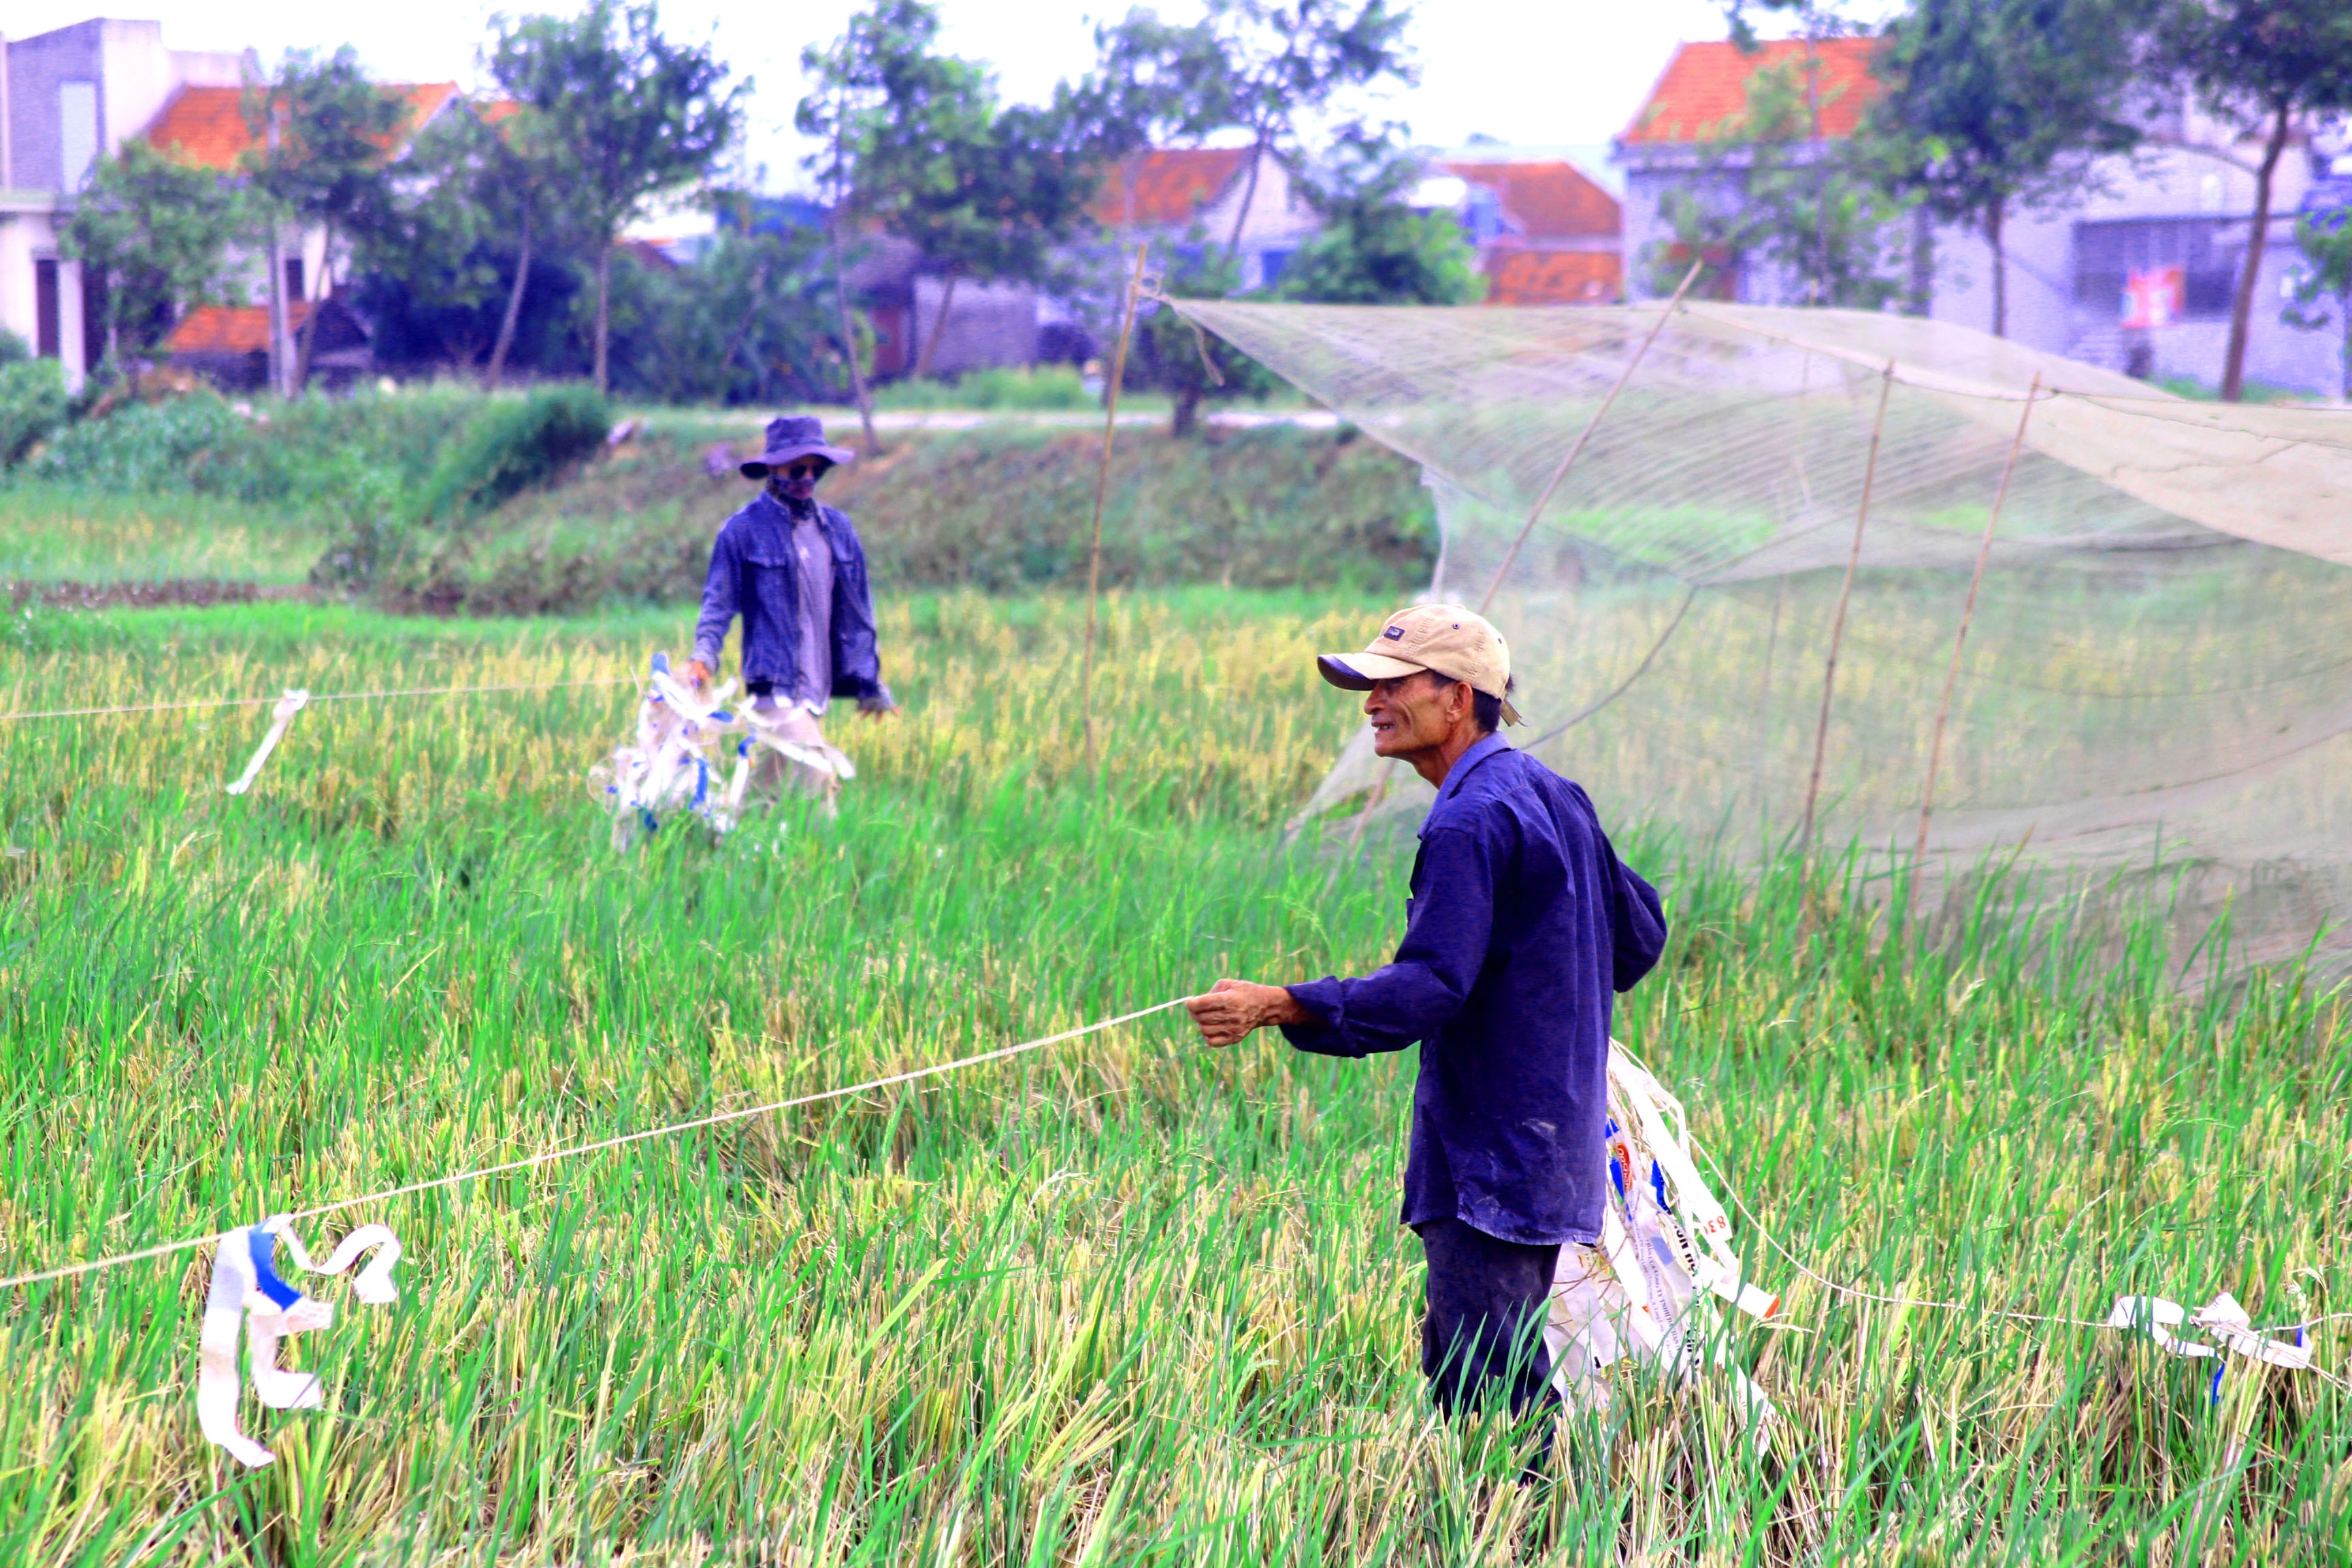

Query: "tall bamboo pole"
left=1081, top=245, right=1149, bottom=771
left=1915, top=374, right=2041, bottom=865
left=1475, top=259, right=1705, bottom=611
left=1799, top=360, right=1895, bottom=849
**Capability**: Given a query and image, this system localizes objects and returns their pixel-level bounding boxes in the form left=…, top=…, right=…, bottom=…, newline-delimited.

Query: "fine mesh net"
left=1171, top=299, right=2352, bottom=970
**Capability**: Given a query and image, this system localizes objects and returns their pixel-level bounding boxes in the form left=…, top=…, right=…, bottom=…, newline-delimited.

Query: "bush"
left=27, top=387, right=257, bottom=489
left=872, top=365, right=1098, bottom=412
left=0, top=359, right=70, bottom=468
left=413, top=384, right=612, bottom=523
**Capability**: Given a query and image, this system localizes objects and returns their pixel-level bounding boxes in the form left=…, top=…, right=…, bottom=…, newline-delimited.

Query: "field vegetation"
left=1, top=572, right=2347, bottom=1564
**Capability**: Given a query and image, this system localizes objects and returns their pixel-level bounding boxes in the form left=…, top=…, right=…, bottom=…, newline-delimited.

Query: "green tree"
left=59, top=142, right=246, bottom=377
left=491, top=0, right=745, bottom=394
left=357, top=106, right=504, bottom=372
left=1067, top=9, right=1239, bottom=228
left=1866, top=0, right=2151, bottom=338
left=800, top=1, right=1098, bottom=381
left=1647, top=56, right=1912, bottom=308
left=2156, top=0, right=2352, bottom=399
left=1143, top=242, right=1275, bottom=436
left=244, top=48, right=408, bottom=394
left=1277, top=125, right=1484, bottom=305
left=602, top=223, right=843, bottom=404
left=2283, top=203, right=2352, bottom=399
left=1120, top=0, right=1411, bottom=267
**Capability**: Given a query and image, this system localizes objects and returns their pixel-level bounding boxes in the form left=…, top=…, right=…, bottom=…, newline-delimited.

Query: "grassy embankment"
left=1, top=571, right=2347, bottom=1563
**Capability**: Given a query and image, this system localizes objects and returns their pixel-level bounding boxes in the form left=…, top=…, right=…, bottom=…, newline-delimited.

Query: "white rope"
left=1691, top=1143, right=2351, bottom=1345
left=0, top=676, right=636, bottom=725
left=0, top=997, right=1191, bottom=1294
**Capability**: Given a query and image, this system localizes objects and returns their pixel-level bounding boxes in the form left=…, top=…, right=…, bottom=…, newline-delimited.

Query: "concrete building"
left=1616, top=35, right=2352, bottom=397
left=1431, top=155, right=1623, bottom=304
left=0, top=18, right=245, bottom=387
left=1091, top=146, right=1321, bottom=292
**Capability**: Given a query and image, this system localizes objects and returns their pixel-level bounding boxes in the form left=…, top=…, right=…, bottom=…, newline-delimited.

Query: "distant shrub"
left=0, top=359, right=71, bottom=468
left=872, top=365, right=1096, bottom=412
left=414, top=385, right=612, bottom=523
left=27, top=387, right=258, bottom=489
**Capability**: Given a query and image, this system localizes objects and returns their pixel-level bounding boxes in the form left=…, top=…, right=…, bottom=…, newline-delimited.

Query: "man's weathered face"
left=1364, top=669, right=1471, bottom=759
left=769, top=459, right=830, bottom=504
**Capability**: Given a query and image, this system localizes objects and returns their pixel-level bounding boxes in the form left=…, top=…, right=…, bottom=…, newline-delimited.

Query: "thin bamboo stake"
left=1799, top=359, right=1896, bottom=849
left=1476, top=258, right=1704, bottom=612
left=1915, top=374, right=2042, bottom=866
left=1081, top=245, right=1149, bottom=772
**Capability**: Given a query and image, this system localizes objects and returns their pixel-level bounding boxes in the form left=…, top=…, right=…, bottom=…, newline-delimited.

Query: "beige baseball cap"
left=1318, top=604, right=1522, bottom=725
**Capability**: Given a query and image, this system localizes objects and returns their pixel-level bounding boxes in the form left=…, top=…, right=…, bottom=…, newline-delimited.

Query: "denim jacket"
left=1281, top=736, right=1668, bottom=1246
left=691, top=492, right=891, bottom=708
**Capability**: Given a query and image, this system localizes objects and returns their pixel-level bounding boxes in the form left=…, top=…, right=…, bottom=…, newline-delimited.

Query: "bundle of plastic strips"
left=199, top=1217, right=401, bottom=1467
left=591, top=653, right=855, bottom=846
left=1170, top=299, right=2352, bottom=974
left=1548, top=1043, right=1782, bottom=1425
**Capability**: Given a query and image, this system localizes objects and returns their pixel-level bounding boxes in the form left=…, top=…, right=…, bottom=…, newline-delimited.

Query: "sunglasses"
left=779, top=461, right=826, bottom=479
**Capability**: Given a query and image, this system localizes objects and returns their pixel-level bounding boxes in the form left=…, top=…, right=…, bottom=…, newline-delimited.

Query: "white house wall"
left=911, top=274, right=1039, bottom=376
left=1194, top=152, right=1320, bottom=291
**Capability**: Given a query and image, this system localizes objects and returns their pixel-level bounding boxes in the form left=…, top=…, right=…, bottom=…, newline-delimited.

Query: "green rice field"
left=2, top=576, right=2348, bottom=1563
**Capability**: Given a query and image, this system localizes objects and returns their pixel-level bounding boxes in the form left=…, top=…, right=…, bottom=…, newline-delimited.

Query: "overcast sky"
left=18, top=0, right=1874, bottom=193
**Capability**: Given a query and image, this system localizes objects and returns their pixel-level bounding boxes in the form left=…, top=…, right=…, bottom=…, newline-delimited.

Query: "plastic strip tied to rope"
left=1547, top=1043, right=1784, bottom=1428
left=2106, top=1292, right=2315, bottom=1397
left=199, top=1217, right=401, bottom=1467
left=591, top=654, right=855, bottom=845
left=224, top=689, right=309, bottom=796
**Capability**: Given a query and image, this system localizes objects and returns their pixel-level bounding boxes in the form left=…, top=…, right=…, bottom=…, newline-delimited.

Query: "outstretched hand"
left=681, top=659, right=711, bottom=691
left=1185, top=979, right=1311, bottom=1048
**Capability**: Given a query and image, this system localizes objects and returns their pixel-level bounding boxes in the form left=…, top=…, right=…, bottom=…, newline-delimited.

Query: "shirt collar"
left=1432, top=732, right=1512, bottom=808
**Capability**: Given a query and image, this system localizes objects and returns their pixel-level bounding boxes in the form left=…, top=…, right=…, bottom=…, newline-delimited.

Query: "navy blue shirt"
left=1282, top=735, right=1667, bottom=1247
left=692, top=493, right=891, bottom=708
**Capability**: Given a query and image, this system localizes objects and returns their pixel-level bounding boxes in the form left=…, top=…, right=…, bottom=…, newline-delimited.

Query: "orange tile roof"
left=1088, top=148, right=1250, bottom=229
left=166, top=302, right=316, bottom=355
left=144, top=82, right=461, bottom=170
left=1441, top=161, right=1619, bottom=242
left=1482, top=250, right=1622, bottom=306
left=1622, top=37, right=1880, bottom=144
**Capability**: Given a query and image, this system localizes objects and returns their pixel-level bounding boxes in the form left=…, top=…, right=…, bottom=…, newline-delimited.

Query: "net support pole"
left=1799, top=359, right=1895, bottom=851
left=1324, top=261, right=1704, bottom=896
left=1081, top=245, right=1149, bottom=772
left=1915, top=375, right=2042, bottom=866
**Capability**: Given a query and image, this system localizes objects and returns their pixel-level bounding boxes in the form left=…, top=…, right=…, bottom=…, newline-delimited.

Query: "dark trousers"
left=1418, top=1216, right=1563, bottom=1471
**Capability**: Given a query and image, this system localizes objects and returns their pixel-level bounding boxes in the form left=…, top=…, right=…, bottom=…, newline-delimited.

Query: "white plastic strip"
left=196, top=1217, right=403, bottom=1467
left=595, top=657, right=858, bottom=843
left=2108, top=1292, right=2313, bottom=1371
left=224, top=689, right=309, bottom=796
left=1548, top=1042, right=1782, bottom=1428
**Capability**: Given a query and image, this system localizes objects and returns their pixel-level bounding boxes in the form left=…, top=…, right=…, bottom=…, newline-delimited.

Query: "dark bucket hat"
left=739, top=415, right=857, bottom=478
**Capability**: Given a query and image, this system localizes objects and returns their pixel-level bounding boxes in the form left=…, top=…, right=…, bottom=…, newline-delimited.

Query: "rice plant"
left=0, top=589, right=2345, bottom=1565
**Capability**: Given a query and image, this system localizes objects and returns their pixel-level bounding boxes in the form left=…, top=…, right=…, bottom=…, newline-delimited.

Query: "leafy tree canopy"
left=1864, top=0, right=2153, bottom=336
left=60, top=142, right=247, bottom=370
left=1276, top=125, right=1484, bottom=306
left=491, top=0, right=746, bottom=391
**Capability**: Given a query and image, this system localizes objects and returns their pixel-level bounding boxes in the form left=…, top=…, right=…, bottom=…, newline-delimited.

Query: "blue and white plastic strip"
left=197, top=1215, right=402, bottom=1467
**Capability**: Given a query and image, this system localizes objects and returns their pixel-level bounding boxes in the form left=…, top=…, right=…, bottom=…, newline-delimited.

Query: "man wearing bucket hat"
left=1185, top=604, right=1667, bottom=1473
left=683, top=416, right=896, bottom=792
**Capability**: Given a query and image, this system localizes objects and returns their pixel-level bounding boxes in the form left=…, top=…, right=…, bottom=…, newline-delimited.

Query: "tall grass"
left=0, top=590, right=2345, bottom=1565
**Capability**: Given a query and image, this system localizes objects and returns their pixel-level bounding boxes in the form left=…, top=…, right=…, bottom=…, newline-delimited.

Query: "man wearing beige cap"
left=1186, top=604, right=1667, bottom=1473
